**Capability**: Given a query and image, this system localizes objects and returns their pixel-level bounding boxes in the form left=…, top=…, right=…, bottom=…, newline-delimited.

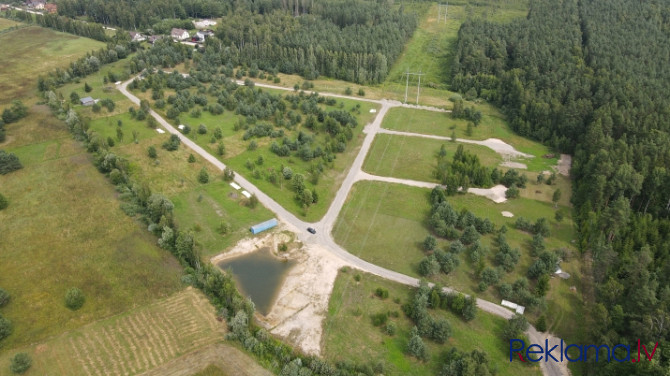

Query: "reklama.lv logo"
left=510, top=339, right=658, bottom=363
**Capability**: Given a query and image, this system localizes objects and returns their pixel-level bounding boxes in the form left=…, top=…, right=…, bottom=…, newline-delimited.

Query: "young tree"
left=555, top=210, right=564, bottom=222
left=502, top=314, right=528, bottom=341
left=344, top=87, right=353, bottom=95
left=460, top=225, right=480, bottom=245
left=188, top=154, right=196, bottom=163
left=0, top=193, right=8, bottom=210
left=217, top=143, right=226, bottom=156
left=84, top=82, right=92, bottom=92
left=198, top=167, right=209, bottom=183
left=0, top=313, right=11, bottom=341
left=65, top=287, right=85, bottom=310
left=248, top=194, right=259, bottom=208
left=423, top=235, right=437, bottom=251
left=505, top=184, right=520, bottom=199
left=0, top=288, right=9, bottom=307
left=536, top=172, right=545, bottom=185
left=0, top=151, right=23, bottom=175
left=407, top=327, right=428, bottom=360
left=9, top=353, right=31, bottom=374
left=147, top=146, right=157, bottom=159
left=536, top=315, right=547, bottom=332
left=223, top=167, right=235, bottom=181
left=70, top=91, right=80, bottom=104
left=552, top=188, right=562, bottom=208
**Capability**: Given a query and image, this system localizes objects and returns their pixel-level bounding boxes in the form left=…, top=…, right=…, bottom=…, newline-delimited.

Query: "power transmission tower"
left=403, top=69, right=426, bottom=104
left=437, top=3, right=448, bottom=23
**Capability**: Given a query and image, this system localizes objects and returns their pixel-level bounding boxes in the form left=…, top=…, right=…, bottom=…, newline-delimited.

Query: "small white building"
left=80, top=96, right=96, bottom=106
left=170, top=28, right=190, bottom=41
left=501, top=300, right=526, bottom=315
left=128, top=31, right=146, bottom=42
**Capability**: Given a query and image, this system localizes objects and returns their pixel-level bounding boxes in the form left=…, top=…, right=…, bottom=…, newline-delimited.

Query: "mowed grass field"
left=0, top=26, right=105, bottom=105
left=0, top=18, right=21, bottom=31
left=324, top=270, right=541, bottom=376
left=332, top=181, right=582, bottom=341
left=363, top=133, right=502, bottom=183
left=0, top=288, right=225, bottom=376
left=0, top=27, right=183, bottom=349
left=381, top=107, right=558, bottom=172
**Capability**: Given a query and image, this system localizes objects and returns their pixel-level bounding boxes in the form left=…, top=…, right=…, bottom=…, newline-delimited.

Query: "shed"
left=250, top=218, right=277, bottom=235
left=80, top=96, right=95, bottom=106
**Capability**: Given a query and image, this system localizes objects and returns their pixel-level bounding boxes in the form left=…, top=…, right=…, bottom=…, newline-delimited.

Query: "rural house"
left=80, top=97, right=96, bottom=106
left=128, top=31, right=146, bottom=42
left=170, top=28, right=190, bottom=41
left=44, top=3, right=56, bottom=13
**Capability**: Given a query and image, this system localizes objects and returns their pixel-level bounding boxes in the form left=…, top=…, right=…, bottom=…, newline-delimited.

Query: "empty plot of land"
left=0, top=288, right=226, bottom=376
left=362, top=133, right=502, bottom=183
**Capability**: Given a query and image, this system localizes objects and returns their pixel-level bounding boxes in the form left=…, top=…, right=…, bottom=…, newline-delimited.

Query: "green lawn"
left=332, top=180, right=581, bottom=341
left=363, top=133, right=502, bottom=183
left=0, top=26, right=105, bottom=106
left=324, top=269, right=541, bottom=376
left=381, top=107, right=558, bottom=173
left=0, top=17, right=21, bottom=31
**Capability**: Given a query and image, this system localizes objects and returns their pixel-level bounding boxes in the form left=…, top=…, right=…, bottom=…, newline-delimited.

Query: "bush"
left=0, top=151, right=23, bottom=175
left=375, top=287, right=389, bottom=299
left=197, top=124, right=207, bottom=134
left=9, top=353, right=31, bottom=374
left=198, top=167, right=209, bottom=183
left=147, top=146, right=157, bottom=158
left=385, top=322, right=397, bottom=335
left=536, top=315, right=547, bottom=332
left=0, top=193, right=8, bottom=210
left=371, top=312, right=388, bottom=326
left=188, top=154, right=196, bottom=163
left=162, top=134, right=180, bottom=151
left=407, top=327, right=427, bottom=360
left=0, top=288, right=9, bottom=307
left=65, top=287, right=85, bottom=310
left=0, top=313, right=12, bottom=341
left=358, top=88, right=365, bottom=96
left=344, top=87, right=352, bottom=95
left=423, top=235, right=437, bottom=251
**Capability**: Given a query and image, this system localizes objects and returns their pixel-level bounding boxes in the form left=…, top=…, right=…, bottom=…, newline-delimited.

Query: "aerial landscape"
left=0, top=0, right=669, bottom=375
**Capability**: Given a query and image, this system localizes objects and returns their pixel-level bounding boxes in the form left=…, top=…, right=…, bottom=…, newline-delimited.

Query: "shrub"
left=0, top=193, right=8, bottom=210
left=357, top=88, right=365, bottom=96
left=0, top=288, right=9, bottom=307
left=65, top=287, right=85, bottom=310
left=188, top=154, right=196, bottom=163
left=147, top=146, right=157, bottom=158
left=536, top=315, right=547, bottom=332
left=9, top=353, right=31, bottom=374
left=197, top=124, right=207, bottom=134
left=385, top=322, right=397, bottom=335
left=345, top=87, right=352, bottom=95
left=423, top=235, right=437, bottom=251
left=0, top=313, right=12, bottom=341
left=375, top=287, right=389, bottom=299
left=198, top=168, right=209, bottom=183
left=371, top=312, right=388, bottom=326
left=0, top=151, right=23, bottom=175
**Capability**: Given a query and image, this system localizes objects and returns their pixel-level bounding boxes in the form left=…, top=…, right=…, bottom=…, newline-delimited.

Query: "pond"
left=216, top=247, right=296, bottom=316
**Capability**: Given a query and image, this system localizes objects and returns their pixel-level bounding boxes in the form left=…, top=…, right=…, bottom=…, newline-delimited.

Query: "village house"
left=44, top=3, right=56, bottom=13
left=80, top=97, right=97, bottom=106
left=128, top=31, right=146, bottom=42
left=25, top=0, right=45, bottom=9
left=170, top=28, right=190, bottom=41
left=148, top=35, right=162, bottom=44
left=193, top=30, right=214, bottom=42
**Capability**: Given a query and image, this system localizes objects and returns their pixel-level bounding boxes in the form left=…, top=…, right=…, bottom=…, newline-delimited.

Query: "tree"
left=0, top=288, right=9, bottom=307
left=147, top=146, right=157, bottom=159
left=423, top=235, right=437, bottom=251
left=536, top=315, right=547, bottom=332
left=536, top=274, right=550, bottom=297
left=530, top=233, right=545, bottom=256
left=188, top=154, right=196, bottom=163
left=345, top=87, right=352, bottom=95
left=536, top=172, right=545, bottom=185
left=84, top=82, right=92, bottom=92
left=505, top=184, right=519, bottom=199
left=358, top=88, right=365, bottom=96
left=0, top=314, right=11, bottom=341
left=65, top=287, right=85, bottom=310
left=0, top=193, right=8, bottom=211
left=198, top=167, right=209, bottom=183
left=217, top=143, right=225, bottom=156
left=218, top=220, right=230, bottom=235
left=70, top=91, right=80, bottom=104
left=0, top=151, right=23, bottom=175
left=502, top=314, right=528, bottom=341
left=552, top=188, right=562, bottom=208
left=407, top=327, right=427, bottom=360
left=466, top=122, right=473, bottom=137
left=418, top=255, right=440, bottom=276
left=9, top=353, right=31, bottom=374
left=223, top=167, right=235, bottom=181
left=248, top=194, right=259, bottom=208
left=460, top=225, right=479, bottom=245
left=555, top=210, right=564, bottom=222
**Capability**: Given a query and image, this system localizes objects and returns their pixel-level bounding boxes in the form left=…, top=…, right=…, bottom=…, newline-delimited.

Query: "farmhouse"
left=171, top=28, right=190, bottom=41
left=26, top=0, right=45, bottom=9
left=128, top=31, right=146, bottom=42
left=148, top=35, right=162, bottom=44
left=80, top=96, right=96, bottom=106
left=44, top=3, right=56, bottom=13
left=193, top=30, right=213, bottom=42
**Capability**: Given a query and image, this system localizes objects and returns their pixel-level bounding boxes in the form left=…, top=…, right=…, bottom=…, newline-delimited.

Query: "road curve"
left=117, top=78, right=568, bottom=376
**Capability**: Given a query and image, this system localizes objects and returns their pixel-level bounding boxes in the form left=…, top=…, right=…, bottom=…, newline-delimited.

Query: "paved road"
left=118, top=78, right=568, bottom=376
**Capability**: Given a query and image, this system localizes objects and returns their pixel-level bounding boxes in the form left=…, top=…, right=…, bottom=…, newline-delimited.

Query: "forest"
left=54, top=0, right=418, bottom=84
left=452, top=0, right=670, bottom=374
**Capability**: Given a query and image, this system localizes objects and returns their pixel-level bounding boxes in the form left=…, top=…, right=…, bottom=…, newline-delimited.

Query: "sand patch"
left=468, top=184, right=508, bottom=203
left=500, top=161, right=527, bottom=169
left=501, top=211, right=514, bottom=218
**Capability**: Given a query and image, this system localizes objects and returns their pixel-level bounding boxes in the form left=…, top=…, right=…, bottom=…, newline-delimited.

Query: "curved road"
left=118, top=78, right=568, bottom=376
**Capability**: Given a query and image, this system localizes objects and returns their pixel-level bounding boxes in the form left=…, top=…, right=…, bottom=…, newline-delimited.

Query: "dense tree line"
left=7, top=9, right=108, bottom=41
left=452, top=0, right=670, bottom=374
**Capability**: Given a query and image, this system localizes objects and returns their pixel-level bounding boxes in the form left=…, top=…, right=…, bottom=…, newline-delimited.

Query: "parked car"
left=307, top=227, right=316, bottom=234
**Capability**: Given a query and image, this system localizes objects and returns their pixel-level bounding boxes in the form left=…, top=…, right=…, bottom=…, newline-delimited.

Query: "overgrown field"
left=333, top=181, right=583, bottom=342
left=0, top=27, right=182, bottom=350
left=0, top=288, right=225, bottom=375
left=0, top=25, right=104, bottom=105
left=323, top=270, right=541, bottom=376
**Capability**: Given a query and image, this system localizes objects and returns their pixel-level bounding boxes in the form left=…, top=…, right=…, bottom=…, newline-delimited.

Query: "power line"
left=403, top=69, right=425, bottom=104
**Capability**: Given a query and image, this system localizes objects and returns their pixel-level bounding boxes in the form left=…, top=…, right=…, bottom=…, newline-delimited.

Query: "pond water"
left=216, top=247, right=296, bottom=316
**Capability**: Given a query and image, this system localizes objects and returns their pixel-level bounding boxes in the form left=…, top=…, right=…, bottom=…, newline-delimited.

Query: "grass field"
left=380, top=107, right=559, bottom=172
left=0, top=26, right=104, bottom=105
left=0, top=288, right=225, bottom=375
left=324, top=269, right=541, bottom=376
left=332, top=180, right=582, bottom=341
left=0, top=17, right=21, bottom=31
left=363, top=133, right=502, bottom=183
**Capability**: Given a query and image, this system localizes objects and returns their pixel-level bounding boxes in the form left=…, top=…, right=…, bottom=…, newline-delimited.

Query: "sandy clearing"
left=557, top=154, right=571, bottom=176
left=211, top=226, right=348, bottom=356
left=500, top=161, right=527, bottom=169
left=501, top=211, right=514, bottom=217
left=467, top=184, right=508, bottom=203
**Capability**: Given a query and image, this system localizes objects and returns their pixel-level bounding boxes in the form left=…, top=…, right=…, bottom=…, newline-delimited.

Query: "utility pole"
left=403, top=70, right=426, bottom=104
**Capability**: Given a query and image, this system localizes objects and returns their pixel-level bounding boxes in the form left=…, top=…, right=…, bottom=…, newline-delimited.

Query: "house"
left=128, top=31, right=146, bottom=42
left=44, top=3, right=57, bottom=13
left=0, top=4, right=10, bottom=11
left=80, top=97, right=96, bottom=106
left=26, top=0, right=45, bottom=9
left=193, top=30, right=214, bottom=42
left=193, top=19, right=216, bottom=29
left=170, top=28, right=190, bottom=41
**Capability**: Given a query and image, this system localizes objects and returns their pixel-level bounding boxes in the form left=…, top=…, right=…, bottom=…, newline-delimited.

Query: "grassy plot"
left=380, top=107, right=558, bottom=172
left=0, top=288, right=224, bottom=375
left=0, top=135, right=182, bottom=349
left=323, top=270, right=541, bottom=376
left=171, top=182, right=274, bottom=257
left=0, top=26, right=104, bottom=105
left=332, top=181, right=581, bottom=339
left=0, top=17, right=21, bottom=31
left=363, top=133, right=502, bottom=183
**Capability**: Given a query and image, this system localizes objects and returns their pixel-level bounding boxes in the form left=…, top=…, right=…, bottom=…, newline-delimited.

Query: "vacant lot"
left=332, top=180, right=582, bottom=340
left=0, top=288, right=228, bottom=375
left=0, top=26, right=104, bottom=105
left=324, top=270, right=541, bottom=376
left=363, top=133, right=502, bottom=182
